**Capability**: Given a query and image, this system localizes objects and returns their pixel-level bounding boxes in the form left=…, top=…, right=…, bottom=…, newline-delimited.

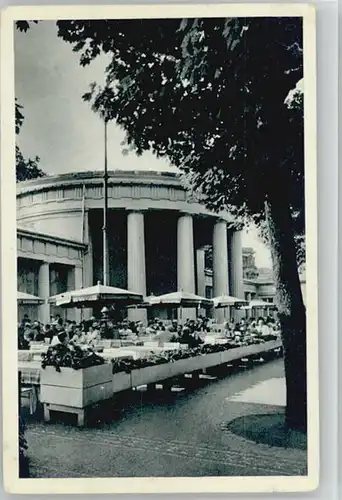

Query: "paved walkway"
left=24, top=359, right=307, bottom=478
left=227, top=377, right=286, bottom=406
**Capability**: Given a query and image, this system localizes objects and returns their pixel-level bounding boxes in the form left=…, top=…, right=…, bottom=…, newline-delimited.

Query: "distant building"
left=204, top=247, right=306, bottom=308
left=242, top=247, right=259, bottom=280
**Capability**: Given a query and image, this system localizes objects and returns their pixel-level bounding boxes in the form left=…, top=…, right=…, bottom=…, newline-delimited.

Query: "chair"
left=21, top=386, right=38, bottom=415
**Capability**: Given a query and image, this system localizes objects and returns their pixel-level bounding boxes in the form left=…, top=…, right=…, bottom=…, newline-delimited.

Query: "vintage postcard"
left=1, top=3, right=318, bottom=494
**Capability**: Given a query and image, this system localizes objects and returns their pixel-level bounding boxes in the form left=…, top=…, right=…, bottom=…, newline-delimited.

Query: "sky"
left=14, top=21, right=272, bottom=268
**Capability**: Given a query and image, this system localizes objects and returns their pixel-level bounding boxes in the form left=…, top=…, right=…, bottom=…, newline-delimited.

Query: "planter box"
left=167, top=353, right=221, bottom=378
left=220, top=340, right=282, bottom=364
left=199, top=352, right=223, bottom=370
left=131, top=363, right=172, bottom=387
left=40, top=364, right=113, bottom=409
left=168, top=358, right=193, bottom=379
left=112, top=372, right=132, bottom=393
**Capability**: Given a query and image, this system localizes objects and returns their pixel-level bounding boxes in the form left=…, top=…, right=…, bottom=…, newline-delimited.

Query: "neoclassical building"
left=17, top=170, right=245, bottom=324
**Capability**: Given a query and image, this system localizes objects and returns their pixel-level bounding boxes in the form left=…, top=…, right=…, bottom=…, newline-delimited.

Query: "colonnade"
left=125, top=211, right=244, bottom=323
left=35, top=211, right=244, bottom=325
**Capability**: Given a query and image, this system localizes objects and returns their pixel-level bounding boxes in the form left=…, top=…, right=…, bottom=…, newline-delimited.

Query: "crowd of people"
left=18, top=313, right=280, bottom=350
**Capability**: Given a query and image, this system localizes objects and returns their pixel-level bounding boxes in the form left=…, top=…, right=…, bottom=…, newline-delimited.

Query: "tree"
left=55, top=18, right=306, bottom=430
left=15, top=99, right=45, bottom=182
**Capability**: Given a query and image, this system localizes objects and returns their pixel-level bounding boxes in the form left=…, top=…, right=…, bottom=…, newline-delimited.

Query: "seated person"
left=86, top=326, right=98, bottom=344
left=34, top=329, right=45, bottom=342
left=145, top=322, right=157, bottom=336
left=247, top=320, right=258, bottom=336
left=136, top=321, right=146, bottom=336
left=43, top=324, right=54, bottom=343
left=169, top=320, right=178, bottom=333
left=179, top=327, right=203, bottom=348
left=69, top=327, right=83, bottom=344
left=88, top=331, right=101, bottom=347
left=18, top=329, right=29, bottom=350
left=51, top=330, right=68, bottom=347
left=256, top=318, right=270, bottom=337
left=23, top=324, right=34, bottom=344
left=153, top=326, right=179, bottom=345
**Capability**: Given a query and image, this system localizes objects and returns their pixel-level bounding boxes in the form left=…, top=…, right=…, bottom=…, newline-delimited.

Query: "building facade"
left=17, top=171, right=306, bottom=324
left=17, top=171, right=245, bottom=324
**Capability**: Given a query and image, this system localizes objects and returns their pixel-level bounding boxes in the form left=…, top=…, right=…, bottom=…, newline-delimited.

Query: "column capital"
left=177, top=210, right=193, bottom=218
left=214, top=217, right=228, bottom=225
left=126, top=208, right=148, bottom=214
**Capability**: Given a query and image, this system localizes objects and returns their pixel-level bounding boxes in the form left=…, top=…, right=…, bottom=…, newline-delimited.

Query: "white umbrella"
left=17, top=291, right=44, bottom=305
left=249, top=299, right=272, bottom=308
left=212, top=295, right=247, bottom=309
left=49, top=281, right=143, bottom=308
left=149, top=291, right=213, bottom=308
left=148, top=291, right=213, bottom=322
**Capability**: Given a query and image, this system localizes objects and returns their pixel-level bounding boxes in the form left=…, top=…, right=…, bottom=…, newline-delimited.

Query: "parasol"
left=17, top=291, right=44, bottom=305
left=48, top=281, right=143, bottom=309
left=249, top=299, right=273, bottom=308
left=212, top=295, right=247, bottom=309
left=149, top=291, right=213, bottom=309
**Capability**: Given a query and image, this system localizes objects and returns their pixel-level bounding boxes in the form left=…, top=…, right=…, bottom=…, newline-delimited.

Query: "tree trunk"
left=265, top=191, right=307, bottom=432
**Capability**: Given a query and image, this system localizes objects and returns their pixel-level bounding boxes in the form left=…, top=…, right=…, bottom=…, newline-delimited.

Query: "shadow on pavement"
left=225, top=411, right=307, bottom=451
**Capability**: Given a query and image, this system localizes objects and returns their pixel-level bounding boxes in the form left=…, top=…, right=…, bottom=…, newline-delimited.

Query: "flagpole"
left=103, top=118, right=109, bottom=286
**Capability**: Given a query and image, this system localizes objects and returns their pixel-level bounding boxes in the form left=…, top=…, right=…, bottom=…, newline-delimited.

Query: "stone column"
left=230, top=230, right=244, bottom=322
left=213, top=220, right=229, bottom=323
left=38, top=262, right=50, bottom=324
left=127, top=211, right=147, bottom=324
left=230, top=230, right=244, bottom=299
left=196, top=247, right=206, bottom=317
left=177, top=213, right=196, bottom=320
left=196, top=248, right=206, bottom=297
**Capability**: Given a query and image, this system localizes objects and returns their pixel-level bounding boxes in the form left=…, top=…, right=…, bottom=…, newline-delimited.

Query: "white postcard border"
left=1, top=3, right=318, bottom=494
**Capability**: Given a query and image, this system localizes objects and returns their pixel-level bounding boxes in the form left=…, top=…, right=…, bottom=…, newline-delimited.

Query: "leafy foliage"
left=15, top=98, right=45, bottom=182
left=16, top=146, right=44, bottom=182
left=15, top=20, right=38, bottom=32
left=15, top=98, right=25, bottom=134
left=57, top=18, right=304, bottom=230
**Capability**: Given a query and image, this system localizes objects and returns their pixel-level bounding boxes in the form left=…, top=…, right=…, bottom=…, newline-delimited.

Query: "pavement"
left=227, top=376, right=286, bottom=406
left=23, top=358, right=307, bottom=478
